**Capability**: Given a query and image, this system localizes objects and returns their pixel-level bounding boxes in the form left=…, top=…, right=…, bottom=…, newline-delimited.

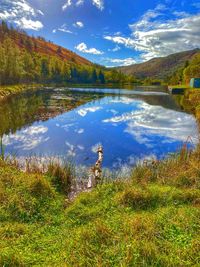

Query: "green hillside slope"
left=117, top=49, right=200, bottom=80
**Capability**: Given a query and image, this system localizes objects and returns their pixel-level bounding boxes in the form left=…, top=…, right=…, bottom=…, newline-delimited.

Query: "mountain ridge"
left=116, top=49, right=200, bottom=79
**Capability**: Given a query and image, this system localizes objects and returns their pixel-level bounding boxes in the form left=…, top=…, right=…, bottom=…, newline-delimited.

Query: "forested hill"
left=0, top=21, right=92, bottom=66
left=0, top=21, right=136, bottom=86
left=116, top=49, right=200, bottom=80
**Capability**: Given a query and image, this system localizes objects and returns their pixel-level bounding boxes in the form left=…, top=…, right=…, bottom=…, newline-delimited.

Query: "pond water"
left=0, top=87, right=198, bottom=169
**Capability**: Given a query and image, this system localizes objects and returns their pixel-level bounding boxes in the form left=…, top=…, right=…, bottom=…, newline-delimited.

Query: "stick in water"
left=88, top=145, right=103, bottom=188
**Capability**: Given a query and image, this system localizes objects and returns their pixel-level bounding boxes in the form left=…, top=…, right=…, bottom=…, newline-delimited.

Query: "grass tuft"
left=47, top=161, right=75, bottom=195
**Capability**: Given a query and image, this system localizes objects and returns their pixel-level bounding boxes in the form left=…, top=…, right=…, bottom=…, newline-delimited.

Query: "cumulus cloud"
left=0, top=0, right=44, bottom=30
left=104, top=3, right=200, bottom=61
left=73, top=21, right=84, bottom=28
left=15, top=18, right=43, bottom=31
left=62, top=0, right=104, bottom=11
left=75, top=42, right=104, bottom=55
left=103, top=101, right=198, bottom=146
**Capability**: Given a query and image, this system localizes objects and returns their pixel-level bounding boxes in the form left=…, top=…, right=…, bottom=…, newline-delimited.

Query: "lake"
left=0, top=87, right=198, bottom=170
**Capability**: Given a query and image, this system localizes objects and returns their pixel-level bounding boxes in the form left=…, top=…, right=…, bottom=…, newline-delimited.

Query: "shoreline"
left=0, top=82, right=167, bottom=101
left=0, top=84, right=45, bottom=101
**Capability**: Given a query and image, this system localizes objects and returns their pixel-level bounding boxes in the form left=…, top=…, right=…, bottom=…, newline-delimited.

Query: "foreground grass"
left=0, top=143, right=200, bottom=266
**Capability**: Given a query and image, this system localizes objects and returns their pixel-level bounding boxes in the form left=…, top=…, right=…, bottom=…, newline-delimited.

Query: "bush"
left=47, top=162, right=75, bottom=194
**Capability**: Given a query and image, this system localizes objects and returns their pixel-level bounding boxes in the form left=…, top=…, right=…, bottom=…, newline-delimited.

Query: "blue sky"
left=0, top=0, right=200, bottom=67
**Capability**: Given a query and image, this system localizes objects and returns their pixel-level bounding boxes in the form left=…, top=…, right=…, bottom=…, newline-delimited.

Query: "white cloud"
left=75, top=42, right=104, bottom=55
left=77, top=145, right=85, bottom=150
left=62, top=0, right=72, bottom=10
left=65, top=141, right=76, bottom=157
left=114, top=31, right=122, bottom=36
left=108, top=97, right=138, bottom=105
left=105, top=57, right=136, bottom=66
left=92, top=0, right=104, bottom=10
left=53, top=24, right=73, bottom=34
left=73, top=21, right=84, bottom=28
left=0, top=0, right=44, bottom=31
left=103, top=101, right=199, bottom=146
left=75, top=128, right=85, bottom=134
left=76, top=0, right=84, bottom=6
left=104, top=36, right=136, bottom=47
left=58, top=28, right=73, bottom=34
left=15, top=18, right=43, bottom=31
left=108, top=45, right=121, bottom=52
left=77, top=106, right=102, bottom=116
left=62, top=0, right=104, bottom=11
left=61, top=123, right=76, bottom=132
left=104, top=4, right=200, bottom=61
left=3, top=126, right=49, bottom=150
left=65, top=141, right=85, bottom=157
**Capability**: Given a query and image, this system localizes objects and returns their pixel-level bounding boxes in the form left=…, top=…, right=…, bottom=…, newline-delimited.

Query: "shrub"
left=30, top=175, right=55, bottom=198
left=116, top=187, right=156, bottom=210
left=47, top=162, right=75, bottom=195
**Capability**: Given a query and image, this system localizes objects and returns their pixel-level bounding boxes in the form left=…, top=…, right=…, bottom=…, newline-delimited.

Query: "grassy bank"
left=169, top=83, right=200, bottom=119
left=0, top=144, right=200, bottom=266
left=184, top=89, right=200, bottom=120
left=0, top=84, right=45, bottom=100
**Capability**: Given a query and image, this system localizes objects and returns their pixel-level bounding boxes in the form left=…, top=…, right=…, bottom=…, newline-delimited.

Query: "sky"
left=0, top=0, right=200, bottom=67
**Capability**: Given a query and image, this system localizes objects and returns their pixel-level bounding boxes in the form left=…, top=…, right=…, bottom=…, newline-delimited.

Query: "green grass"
left=168, top=84, right=190, bottom=89
left=0, top=84, right=45, bottom=100
left=0, top=144, right=200, bottom=266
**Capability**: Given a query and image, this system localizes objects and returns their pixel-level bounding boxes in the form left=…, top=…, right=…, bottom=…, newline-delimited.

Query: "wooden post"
left=87, top=145, right=103, bottom=188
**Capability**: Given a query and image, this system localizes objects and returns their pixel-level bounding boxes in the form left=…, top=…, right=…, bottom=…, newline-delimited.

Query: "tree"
left=92, top=69, right=98, bottom=83
left=57, top=46, right=62, bottom=54
left=99, top=70, right=105, bottom=84
left=41, top=58, right=50, bottom=81
left=62, top=63, right=71, bottom=82
left=1, top=21, right=8, bottom=33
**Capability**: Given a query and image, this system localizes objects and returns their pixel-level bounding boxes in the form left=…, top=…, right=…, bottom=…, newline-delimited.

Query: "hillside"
left=0, top=21, right=107, bottom=86
left=0, top=21, right=136, bottom=86
left=0, top=21, right=92, bottom=67
left=117, top=49, right=200, bottom=80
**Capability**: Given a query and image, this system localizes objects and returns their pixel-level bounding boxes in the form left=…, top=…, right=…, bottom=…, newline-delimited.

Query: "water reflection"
left=0, top=87, right=198, bottom=169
